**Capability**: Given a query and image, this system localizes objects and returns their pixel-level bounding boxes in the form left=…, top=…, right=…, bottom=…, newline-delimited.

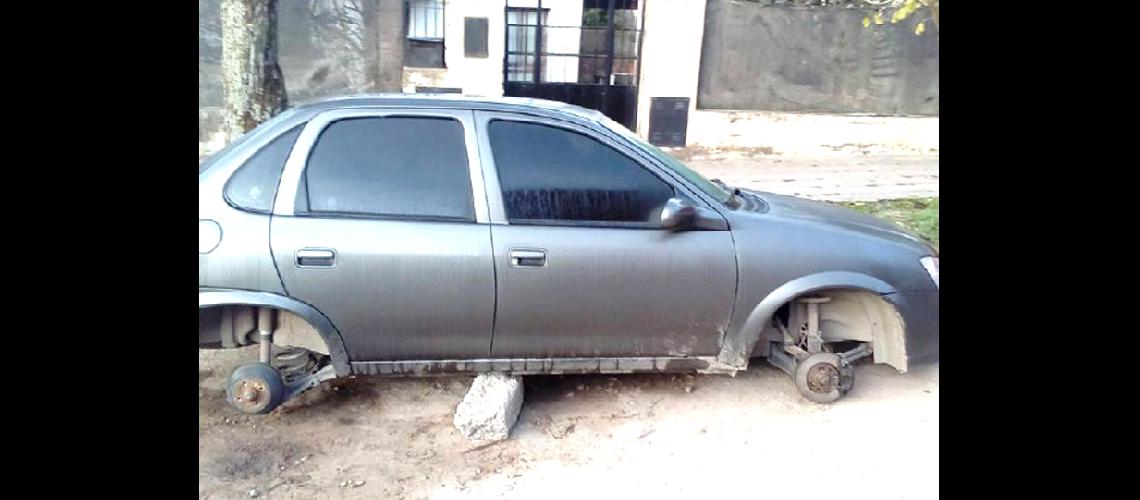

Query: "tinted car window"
left=224, top=127, right=302, bottom=213
left=202, top=107, right=303, bottom=176
left=300, top=117, right=474, bottom=221
left=488, top=121, right=674, bottom=224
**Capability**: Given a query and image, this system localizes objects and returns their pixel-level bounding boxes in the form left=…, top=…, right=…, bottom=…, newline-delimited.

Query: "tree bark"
left=360, top=0, right=381, bottom=91
left=375, top=0, right=405, bottom=92
left=222, top=0, right=289, bottom=141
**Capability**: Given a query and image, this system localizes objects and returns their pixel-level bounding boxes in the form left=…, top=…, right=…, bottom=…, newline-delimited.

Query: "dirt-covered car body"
left=199, top=95, right=938, bottom=387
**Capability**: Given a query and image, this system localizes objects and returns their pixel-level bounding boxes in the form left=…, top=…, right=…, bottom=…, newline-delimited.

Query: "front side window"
left=224, top=127, right=302, bottom=213
left=590, top=113, right=734, bottom=205
left=488, top=120, right=674, bottom=225
left=298, top=116, right=474, bottom=222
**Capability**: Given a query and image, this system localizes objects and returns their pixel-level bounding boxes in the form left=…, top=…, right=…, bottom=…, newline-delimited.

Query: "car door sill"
left=351, top=356, right=738, bottom=376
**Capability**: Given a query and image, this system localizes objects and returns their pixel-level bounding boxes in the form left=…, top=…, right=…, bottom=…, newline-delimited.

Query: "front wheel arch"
left=716, top=271, right=903, bottom=369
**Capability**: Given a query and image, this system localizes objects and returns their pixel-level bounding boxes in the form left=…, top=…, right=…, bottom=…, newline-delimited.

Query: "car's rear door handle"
left=296, top=248, right=337, bottom=268
left=509, top=249, right=547, bottom=268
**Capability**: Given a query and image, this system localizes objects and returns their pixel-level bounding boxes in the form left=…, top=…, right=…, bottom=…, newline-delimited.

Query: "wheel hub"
left=226, top=362, right=288, bottom=414
left=235, top=380, right=264, bottom=406
left=805, top=363, right=840, bottom=393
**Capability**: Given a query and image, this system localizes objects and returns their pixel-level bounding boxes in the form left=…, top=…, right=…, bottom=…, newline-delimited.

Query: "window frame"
left=222, top=125, right=303, bottom=215
left=475, top=112, right=700, bottom=230
left=405, top=0, right=446, bottom=69
left=273, top=108, right=491, bottom=225
left=406, top=0, right=445, bottom=42
left=504, top=7, right=550, bottom=83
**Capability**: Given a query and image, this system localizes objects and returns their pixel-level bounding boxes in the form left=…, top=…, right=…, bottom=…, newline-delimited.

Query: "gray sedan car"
left=199, top=95, right=938, bottom=413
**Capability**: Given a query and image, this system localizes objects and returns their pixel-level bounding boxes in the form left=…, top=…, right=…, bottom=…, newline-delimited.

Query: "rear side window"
left=488, top=121, right=675, bottom=225
left=224, top=127, right=302, bottom=213
left=298, top=117, right=474, bottom=221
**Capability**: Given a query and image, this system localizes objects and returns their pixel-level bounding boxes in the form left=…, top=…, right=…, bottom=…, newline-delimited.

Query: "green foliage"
left=743, top=1, right=868, bottom=6
left=861, top=0, right=938, bottom=36
left=583, top=8, right=607, bottom=28
left=740, top=0, right=938, bottom=35
left=839, top=198, right=940, bottom=251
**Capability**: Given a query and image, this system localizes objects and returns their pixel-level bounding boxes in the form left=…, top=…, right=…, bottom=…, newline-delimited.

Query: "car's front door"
left=270, top=109, right=496, bottom=361
left=476, top=113, right=738, bottom=358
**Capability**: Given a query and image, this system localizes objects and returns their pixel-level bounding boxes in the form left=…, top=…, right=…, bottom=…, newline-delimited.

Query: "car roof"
left=292, top=94, right=608, bottom=123
left=200, top=94, right=622, bottom=179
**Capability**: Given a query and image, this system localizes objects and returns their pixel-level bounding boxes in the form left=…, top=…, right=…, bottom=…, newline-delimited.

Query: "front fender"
left=716, top=271, right=898, bottom=368
left=198, top=289, right=351, bottom=376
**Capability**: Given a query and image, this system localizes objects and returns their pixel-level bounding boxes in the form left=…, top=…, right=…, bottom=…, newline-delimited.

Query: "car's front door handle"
left=296, top=248, right=337, bottom=268
left=509, top=249, right=547, bottom=268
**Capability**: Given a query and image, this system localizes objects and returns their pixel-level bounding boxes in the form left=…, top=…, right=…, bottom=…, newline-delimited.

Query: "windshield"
left=596, top=114, right=734, bottom=205
left=639, top=141, right=735, bottom=205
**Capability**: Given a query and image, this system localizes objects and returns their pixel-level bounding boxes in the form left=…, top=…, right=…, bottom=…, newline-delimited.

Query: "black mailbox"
left=648, top=97, right=690, bottom=148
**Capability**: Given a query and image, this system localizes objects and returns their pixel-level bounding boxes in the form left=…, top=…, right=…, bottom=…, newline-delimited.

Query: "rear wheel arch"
left=198, top=290, right=351, bottom=376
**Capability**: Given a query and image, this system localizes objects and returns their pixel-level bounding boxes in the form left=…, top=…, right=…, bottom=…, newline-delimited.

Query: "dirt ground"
left=199, top=348, right=939, bottom=499
left=678, top=147, right=939, bottom=202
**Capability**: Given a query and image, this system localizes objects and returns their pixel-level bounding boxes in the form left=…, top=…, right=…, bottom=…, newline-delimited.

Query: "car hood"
left=733, top=189, right=935, bottom=254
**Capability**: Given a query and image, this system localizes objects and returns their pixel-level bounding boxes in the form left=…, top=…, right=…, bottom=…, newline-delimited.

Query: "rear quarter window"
left=223, top=127, right=303, bottom=213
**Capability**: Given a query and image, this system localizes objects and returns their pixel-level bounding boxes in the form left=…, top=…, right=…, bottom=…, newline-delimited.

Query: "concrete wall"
left=697, top=0, right=939, bottom=116
left=198, top=0, right=222, bottom=110
left=200, top=0, right=406, bottom=140
left=633, top=0, right=939, bottom=149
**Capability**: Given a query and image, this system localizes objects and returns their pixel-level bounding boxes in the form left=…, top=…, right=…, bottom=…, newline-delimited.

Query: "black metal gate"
left=503, top=0, right=642, bottom=130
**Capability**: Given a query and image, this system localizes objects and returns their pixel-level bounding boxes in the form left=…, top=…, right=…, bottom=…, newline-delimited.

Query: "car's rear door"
left=270, top=108, right=496, bottom=361
left=475, top=112, right=738, bottom=358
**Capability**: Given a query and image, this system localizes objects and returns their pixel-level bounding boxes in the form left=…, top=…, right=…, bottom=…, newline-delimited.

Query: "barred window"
left=406, top=0, right=445, bottom=68
left=407, top=0, right=443, bottom=40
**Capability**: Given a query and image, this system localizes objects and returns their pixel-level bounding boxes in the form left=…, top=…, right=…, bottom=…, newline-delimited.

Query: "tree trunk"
left=375, top=0, right=405, bottom=92
left=222, top=0, right=288, bottom=141
left=360, top=0, right=381, bottom=91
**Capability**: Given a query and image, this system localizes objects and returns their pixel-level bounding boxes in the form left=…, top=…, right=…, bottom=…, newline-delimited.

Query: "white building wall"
left=635, top=0, right=709, bottom=140
left=403, top=0, right=585, bottom=96
left=404, top=1, right=506, bottom=96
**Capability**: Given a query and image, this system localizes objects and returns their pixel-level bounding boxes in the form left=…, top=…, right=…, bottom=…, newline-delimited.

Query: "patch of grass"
left=838, top=198, right=939, bottom=252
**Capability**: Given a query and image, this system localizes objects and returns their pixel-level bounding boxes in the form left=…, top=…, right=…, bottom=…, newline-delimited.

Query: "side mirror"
left=660, top=197, right=699, bottom=231
left=660, top=197, right=730, bottom=232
